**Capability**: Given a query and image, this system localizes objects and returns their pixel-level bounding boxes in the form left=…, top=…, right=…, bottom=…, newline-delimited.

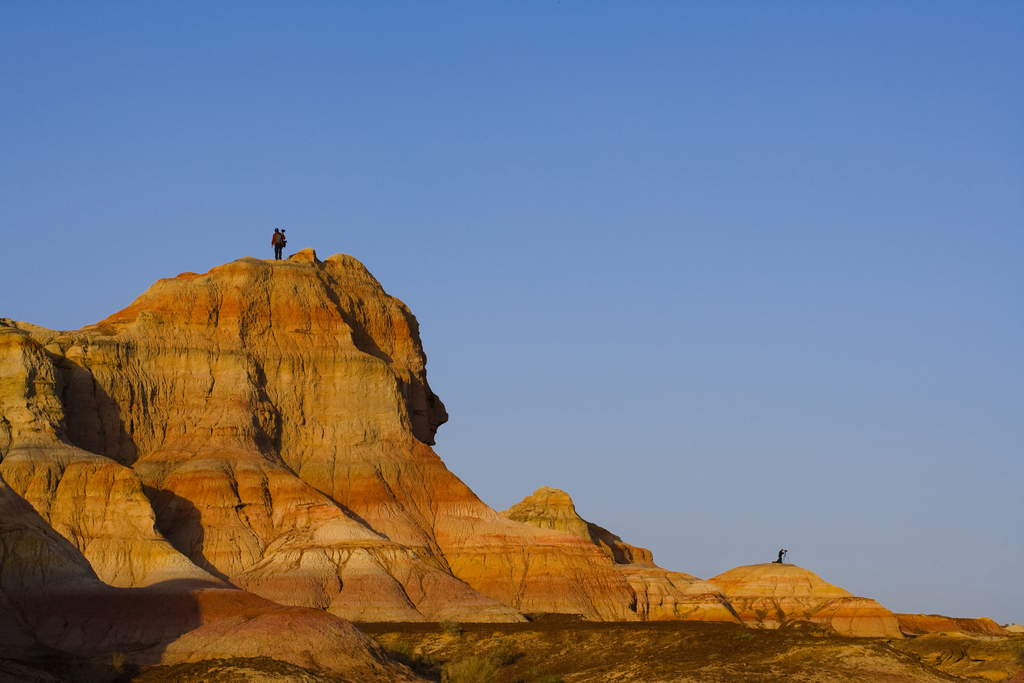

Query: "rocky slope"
left=896, top=613, right=1007, bottom=636
left=0, top=466, right=411, bottom=680
left=707, top=563, right=903, bottom=638
left=503, top=487, right=740, bottom=622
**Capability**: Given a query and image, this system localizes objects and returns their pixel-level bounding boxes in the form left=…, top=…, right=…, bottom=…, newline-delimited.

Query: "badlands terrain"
left=0, top=250, right=1020, bottom=682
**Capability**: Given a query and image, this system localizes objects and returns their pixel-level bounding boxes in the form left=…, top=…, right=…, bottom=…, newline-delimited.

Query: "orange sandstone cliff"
left=0, top=249, right=646, bottom=634
left=2, top=248, right=962, bottom=664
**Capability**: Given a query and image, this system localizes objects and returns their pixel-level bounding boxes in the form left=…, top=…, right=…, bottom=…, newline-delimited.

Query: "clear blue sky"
left=2, top=2, right=1021, bottom=624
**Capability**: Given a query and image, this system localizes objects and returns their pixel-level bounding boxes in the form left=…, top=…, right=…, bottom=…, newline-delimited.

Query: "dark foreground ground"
left=3, top=617, right=1022, bottom=683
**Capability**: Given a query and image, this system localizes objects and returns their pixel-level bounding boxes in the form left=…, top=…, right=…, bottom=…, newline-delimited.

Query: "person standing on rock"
left=272, top=229, right=285, bottom=260
left=773, top=549, right=788, bottom=564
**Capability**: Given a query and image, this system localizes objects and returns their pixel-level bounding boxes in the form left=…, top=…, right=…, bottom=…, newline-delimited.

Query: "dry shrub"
left=386, top=640, right=415, bottom=667
left=489, top=639, right=518, bottom=666
left=442, top=655, right=499, bottom=683
left=440, top=619, right=463, bottom=637
left=386, top=641, right=441, bottom=677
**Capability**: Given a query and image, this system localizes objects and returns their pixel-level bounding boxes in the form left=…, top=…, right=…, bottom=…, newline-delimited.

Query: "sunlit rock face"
left=2, top=250, right=933, bottom=644
left=0, top=251, right=649, bottom=623
left=503, top=486, right=741, bottom=623
left=0, top=323, right=217, bottom=590
left=708, top=563, right=903, bottom=638
left=503, top=486, right=655, bottom=565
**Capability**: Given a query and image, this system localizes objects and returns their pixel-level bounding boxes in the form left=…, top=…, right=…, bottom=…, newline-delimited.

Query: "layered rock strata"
left=0, top=251, right=645, bottom=624
left=897, top=614, right=1008, bottom=636
left=0, top=249, right=945, bottom=642
left=0, top=469, right=412, bottom=681
left=503, top=487, right=740, bottom=622
left=708, top=563, right=903, bottom=638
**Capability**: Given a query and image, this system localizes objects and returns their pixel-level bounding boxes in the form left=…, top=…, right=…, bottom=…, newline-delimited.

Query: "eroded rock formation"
left=0, top=250, right=650, bottom=633
left=896, top=613, right=1008, bottom=636
left=0, top=467, right=410, bottom=680
left=707, top=563, right=903, bottom=638
left=503, top=487, right=740, bottom=622
left=3, top=247, right=979, bottom=668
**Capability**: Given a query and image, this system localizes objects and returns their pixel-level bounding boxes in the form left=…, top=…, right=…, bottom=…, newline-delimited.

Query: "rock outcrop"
left=503, top=486, right=655, bottom=565
left=708, top=563, right=903, bottom=638
left=897, top=614, right=1008, bottom=636
left=503, top=487, right=740, bottom=622
left=0, top=468, right=412, bottom=680
left=0, top=323, right=217, bottom=589
left=0, top=251, right=648, bottom=625
left=4, top=247, right=984, bottom=656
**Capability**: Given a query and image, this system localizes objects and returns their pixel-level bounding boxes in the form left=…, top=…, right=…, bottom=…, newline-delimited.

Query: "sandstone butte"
left=502, top=486, right=740, bottom=623
left=707, top=563, right=903, bottom=638
left=0, top=249, right=999, bottom=669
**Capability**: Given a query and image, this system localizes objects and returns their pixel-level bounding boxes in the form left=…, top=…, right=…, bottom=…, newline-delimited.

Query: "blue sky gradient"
left=2, top=2, right=1021, bottom=624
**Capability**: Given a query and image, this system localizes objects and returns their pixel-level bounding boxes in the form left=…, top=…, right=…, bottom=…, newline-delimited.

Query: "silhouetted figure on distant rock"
left=773, top=549, right=788, bottom=564
left=272, top=228, right=286, bottom=260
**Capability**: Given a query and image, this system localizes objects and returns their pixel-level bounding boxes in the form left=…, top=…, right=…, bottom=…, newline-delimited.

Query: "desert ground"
left=5, top=617, right=1020, bottom=683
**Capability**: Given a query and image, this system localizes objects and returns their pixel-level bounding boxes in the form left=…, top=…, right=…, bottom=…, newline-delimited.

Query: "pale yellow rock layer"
left=0, top=326, right=217, bottom=588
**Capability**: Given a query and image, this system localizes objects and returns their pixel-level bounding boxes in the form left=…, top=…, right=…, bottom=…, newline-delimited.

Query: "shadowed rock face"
left=708, top=563, right=903, bottom=638
left=0, top=469, right=412, bottom=680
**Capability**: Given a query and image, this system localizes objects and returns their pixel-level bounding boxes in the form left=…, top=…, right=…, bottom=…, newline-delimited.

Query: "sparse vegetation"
left=359, top=622, right=1024, bottom=683
left=1013, top=642, right=1024, bottom=666
left=67, top=653, right=132, bottom=683
left=488, top=638, right=518, bottom=666
left=127, top=657, right=332, bottom=682
left=385, top=640, right=441, bottom=677
left=386, top=640, right=415, bottom=666
left=442, top=655, right=499, bottom=683
left=441, top=619, right=464, bottom=637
